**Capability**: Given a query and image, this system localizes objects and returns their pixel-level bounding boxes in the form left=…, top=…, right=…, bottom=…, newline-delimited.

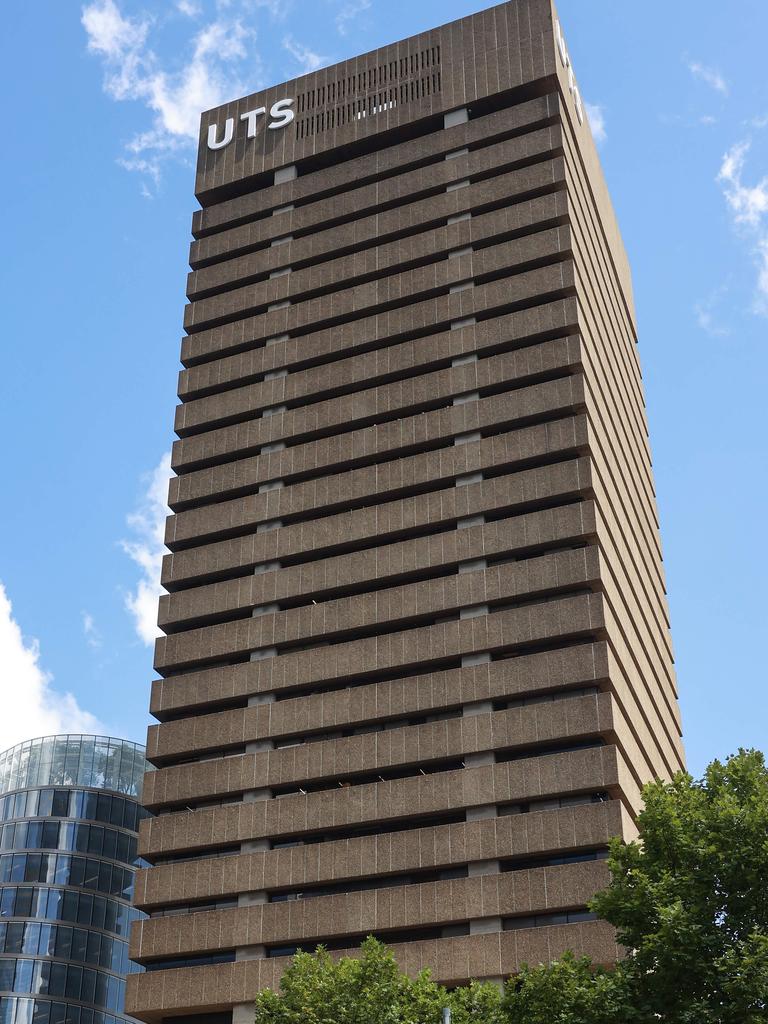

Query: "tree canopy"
left=252, top=749, right=768, bottom=1024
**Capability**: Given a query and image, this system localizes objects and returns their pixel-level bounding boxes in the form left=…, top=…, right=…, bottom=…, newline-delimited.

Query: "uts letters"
left=554, top=21, right=584, bottom=126
left=207, top=98, right=295, bottom=151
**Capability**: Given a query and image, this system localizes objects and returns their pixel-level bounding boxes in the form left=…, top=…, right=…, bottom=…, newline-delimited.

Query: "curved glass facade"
left=0, top=736, right=148, bottom=1024
left=0, top=738, right=145, bottom=799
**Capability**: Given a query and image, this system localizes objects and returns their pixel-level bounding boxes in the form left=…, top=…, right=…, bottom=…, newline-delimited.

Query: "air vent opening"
left=295, top=46, right=442, bottom=140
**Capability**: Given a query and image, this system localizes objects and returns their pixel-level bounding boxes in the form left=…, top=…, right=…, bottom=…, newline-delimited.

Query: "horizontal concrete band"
left=145, top=637, right=678, bottom=783
left=138, top=744, right=632, bottom=857
left=186, top=192, right=567, bottom=326
left=187, top=164, right=567, bottom=298
left=163, top=455, right=592, bottom=587
left=152, top=590, right=606, bottom=707
left=168, top=418, right=587, bottom=543
left=180, top=257, right=575, bottom=368
left=171, top=380, right=584, bottom=519
left=184, top=225, right=572, bottom=335
left=171, top=372, right=581, bottom=507
left=154, top=546, right=600, bottom=672
left=191, top=94, right=560, bottom=241
left=150, top=598, right=681, bottom=786
left=131, top=860, right=609, bottom=959
left=159, top=502, right=596, bottom=630
left=150, top=626, right=606, bottom=721
left=126, top=920, right=619, bottom=1019
left=175, top=293, right=577, bottom=404
left=134, top=800, right=628, bottom=907
left=142, top=690, right=615, bottom=807
left=173, top=331, right=580, bottom=446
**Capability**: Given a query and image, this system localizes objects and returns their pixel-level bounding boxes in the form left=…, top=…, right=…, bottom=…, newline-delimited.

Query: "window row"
left=0, top=822, right=138, bottom=866
left=152, top=793, right=615, bottom=867
left=0, top=996, right=134, bottom=1024
left=0, top=957, right=125, bottom=1013
left=0, top=922, right=135, bottom=976
left=0, top=887, right=142, bottom=937
left=503, top=909, right=598, bottom=930
left=0, top=789, right=144, bottom=833
left=0, top=736, right=146, bottom=799
left=0, top=855, right=134, bottom=900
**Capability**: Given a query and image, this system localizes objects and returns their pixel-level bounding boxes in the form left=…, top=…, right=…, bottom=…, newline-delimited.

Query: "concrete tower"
left=126, top=4, right=684, bottom=1021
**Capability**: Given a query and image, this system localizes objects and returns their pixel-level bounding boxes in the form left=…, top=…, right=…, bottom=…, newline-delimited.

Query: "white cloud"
left=717, top=140, right=768, bottom=313
left=718, top=141, right=768, bottom=227
left=82, top=0, right=260, bottom=189
left=335, top=0, right=371, bottom=37
left=695, top=307, right=728, bottom=337
left=82, top=0, right=148, bottom=59
left=0, top=583, right=103, bottom=752
left=688, top=60, right=728, bottom=96
left=177, top=0, right=202, bottom=15
left=585, top=102, right=606, bottom=144
left=120, top=452, right=172, bottom=646
left=82, top=612, right=103, bottom=650
left=282, top=35, right=326, bottom=73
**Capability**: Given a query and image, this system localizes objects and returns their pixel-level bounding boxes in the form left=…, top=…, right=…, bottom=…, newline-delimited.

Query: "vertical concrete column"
left=463, top=656, right=502, bottom=933
left=444, top=109, right=474, bottom=331
left=267, top=171, right=295, bottom=352
left=234, top=1005, right=259, bottom=1024
left=462, top=650, right=497, bottom=816
left=238, top=669, right=276, bottom=930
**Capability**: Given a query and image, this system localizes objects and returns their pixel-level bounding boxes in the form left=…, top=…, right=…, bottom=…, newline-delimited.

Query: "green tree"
left=502, top=952, right=622, bottom=1024
left=592, top=748, right=768, bottom=1022
left=252, top=751, right=768, bottom=1024
left=253, top=936, right=504, bottom=1024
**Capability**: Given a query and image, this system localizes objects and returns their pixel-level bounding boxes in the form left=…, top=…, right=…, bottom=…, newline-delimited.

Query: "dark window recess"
left=269, top=865, right=468, bottom=903
left=152, top=844, right=240, bottom=866
left=150, top=897, right=238, bottom=918
left=501, top=848, right=608, bottom=873
left=495, top=738, right=605, bottom=764
left=503, top=909, right=598, bottom=930
left=270, top=808, right=467, bottom=849
left=266, top=921, right=470, bottom=958
left=270, top=757, right=465, bottom=798
left=144, top=950, right=236, bottom=972
left=498, top=791, right=611, bottom=816
left=492, top=685, right=599, bottom=711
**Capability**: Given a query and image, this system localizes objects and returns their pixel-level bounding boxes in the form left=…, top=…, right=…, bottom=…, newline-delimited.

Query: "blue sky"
left=0, top=0, right=765, bottom=776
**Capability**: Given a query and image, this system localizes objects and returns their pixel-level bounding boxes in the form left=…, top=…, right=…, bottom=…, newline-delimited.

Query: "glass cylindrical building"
left=0, top=735, right=148, bottom=1024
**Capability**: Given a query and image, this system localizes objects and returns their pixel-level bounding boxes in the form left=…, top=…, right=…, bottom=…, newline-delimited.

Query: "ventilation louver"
left=294, top=46, right=442, bottom=140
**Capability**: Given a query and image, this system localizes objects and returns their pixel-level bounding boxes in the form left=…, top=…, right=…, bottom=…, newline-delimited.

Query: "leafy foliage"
left=252, top=750, right=768, bottom=1024
left=592, top=747, right=768, bottom=1022
left=502, top=953, right=621, bottom=1024
left=253, top=937, right=504, bottom=1024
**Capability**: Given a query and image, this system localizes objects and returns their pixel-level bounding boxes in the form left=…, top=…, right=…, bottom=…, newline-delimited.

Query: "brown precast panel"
left=127, top=1, right=683, bottom=1019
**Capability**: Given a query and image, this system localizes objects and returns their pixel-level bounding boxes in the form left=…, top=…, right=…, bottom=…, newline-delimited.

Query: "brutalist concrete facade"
left=126, top=2, right=684, bottom=1020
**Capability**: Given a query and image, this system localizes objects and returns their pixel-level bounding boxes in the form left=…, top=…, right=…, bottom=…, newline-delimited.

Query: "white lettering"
left=556, top=20, right=568, bottom=67
left=240, top=107, right=266, bottom=138
left=268, top=98, right=295, bottom=130
left=207, top=98, right=294, bottom=150
left=554, top=20, right=584, bottom=126
left=207, top=118, right=234, bottom=150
